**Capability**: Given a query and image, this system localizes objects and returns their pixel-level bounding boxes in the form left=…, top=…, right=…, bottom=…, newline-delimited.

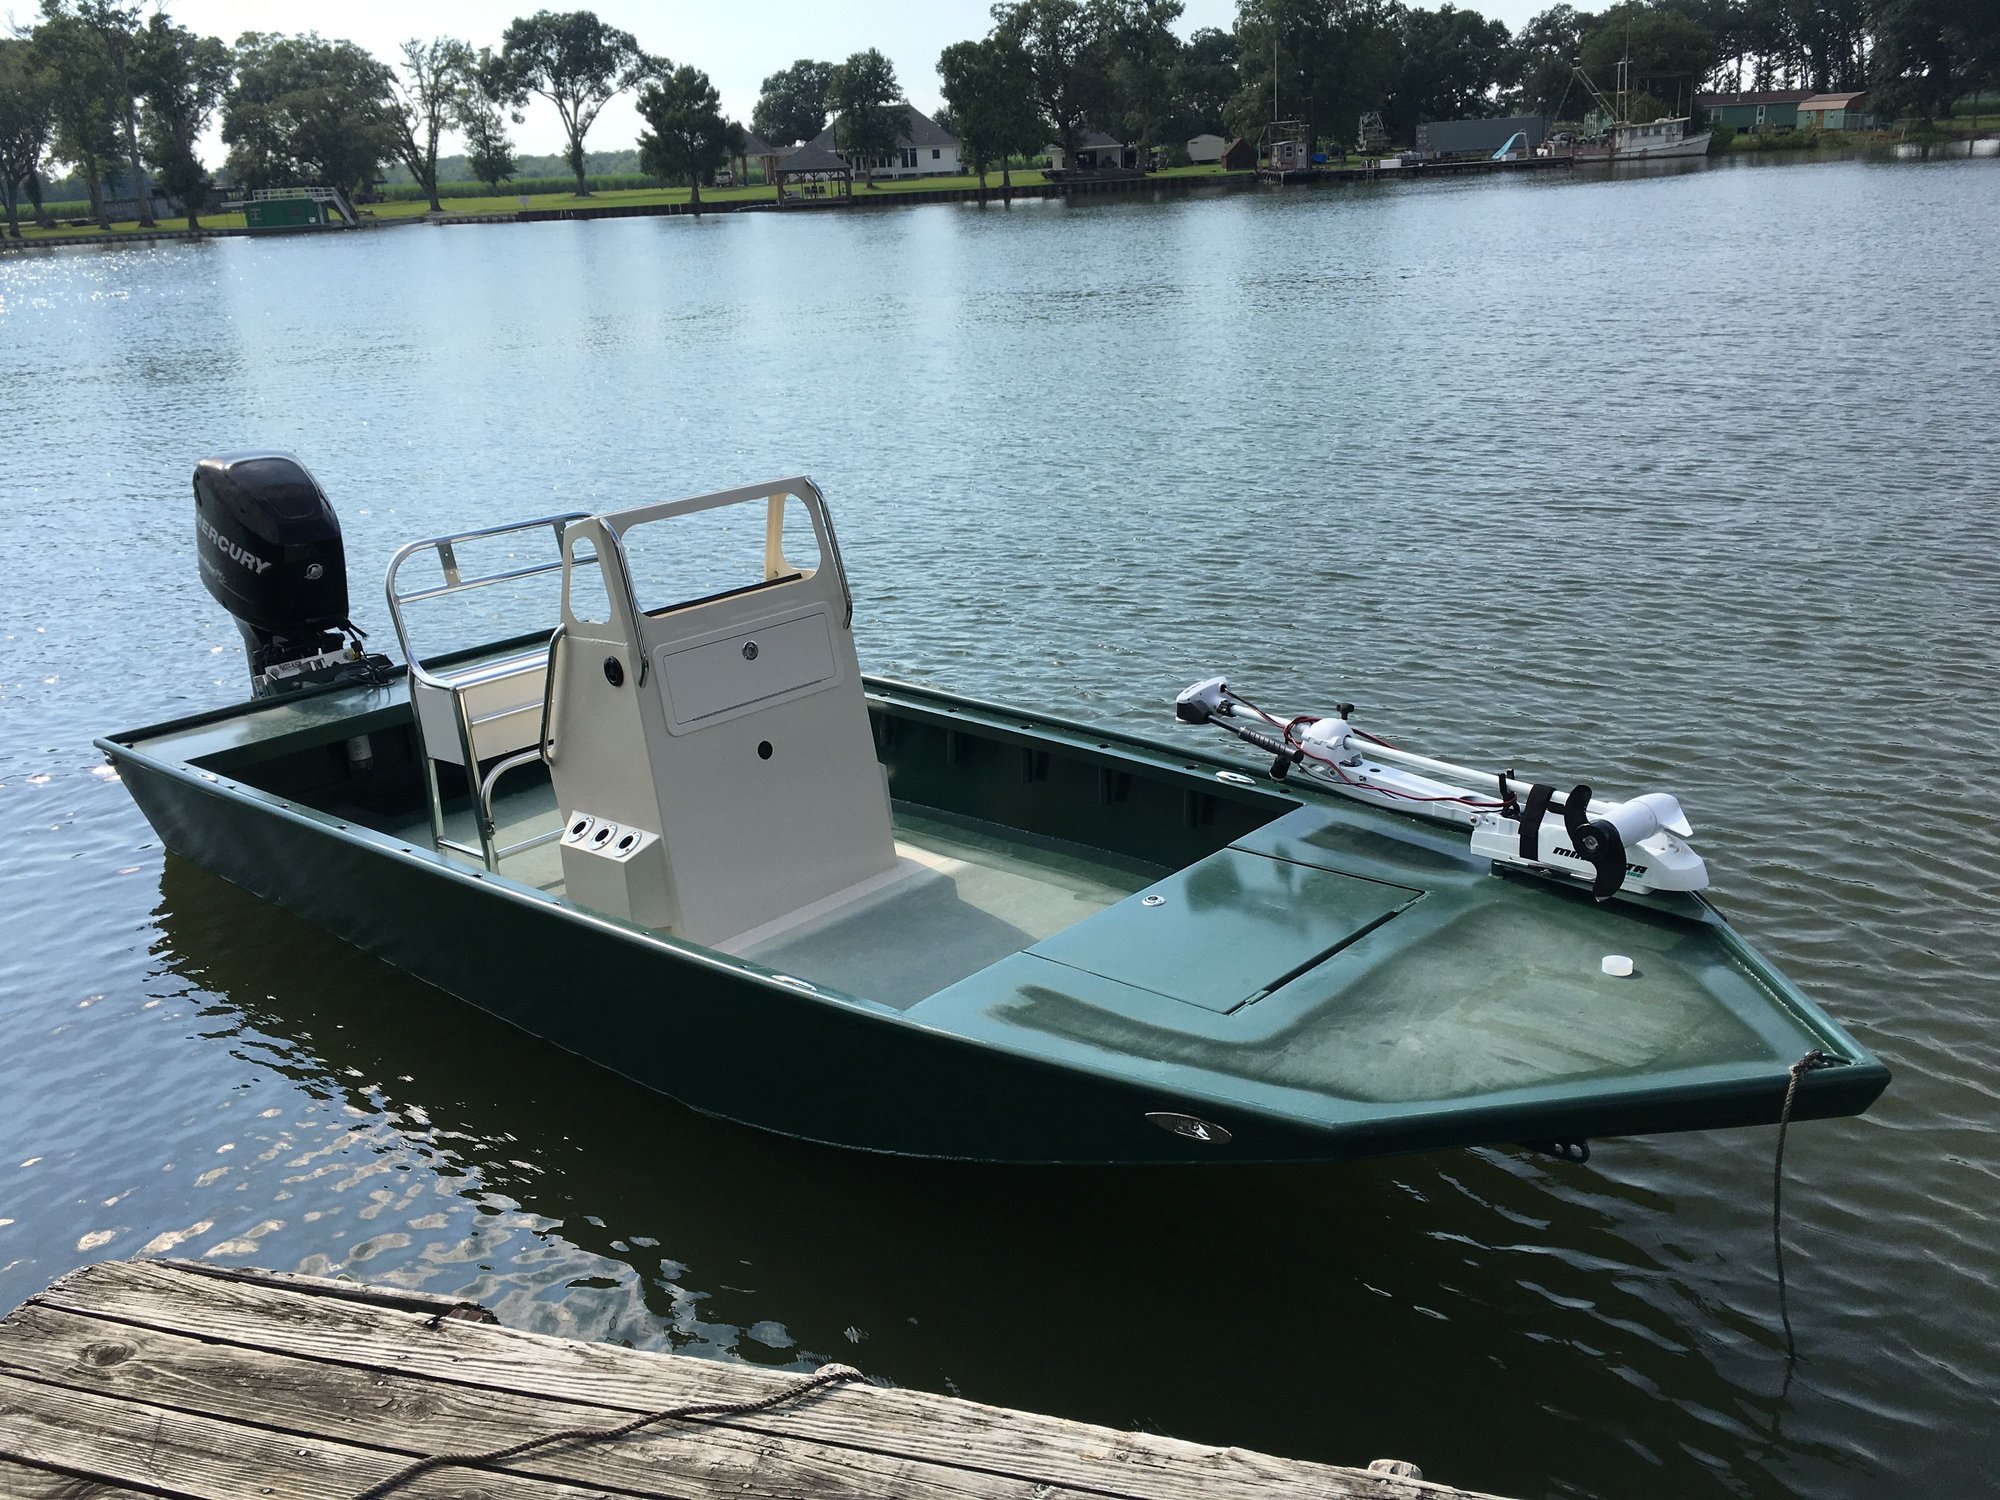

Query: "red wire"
left=1234, top=692, right=1502, bottom=810
left=1293, top=738, right=1505, bottom=808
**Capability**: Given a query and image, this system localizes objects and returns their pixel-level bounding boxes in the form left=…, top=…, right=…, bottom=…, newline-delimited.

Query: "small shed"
left=1798, top=92, right=1870, bottom=130
left=775, top=138, right=852, bottom=205
left=1220, top=137, right=1257, bottom=171
left=1186, top=133, right=1226, bottom=164
left=1697, top=89, right=1812, bottom=134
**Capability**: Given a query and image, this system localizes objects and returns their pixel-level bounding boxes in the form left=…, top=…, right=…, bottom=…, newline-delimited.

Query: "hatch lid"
left=1027, top=849, right=1419, bottom=1013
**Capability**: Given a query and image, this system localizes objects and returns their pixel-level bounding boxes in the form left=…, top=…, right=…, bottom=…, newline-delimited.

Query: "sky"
left=80, top=0, right=1546, bottom=162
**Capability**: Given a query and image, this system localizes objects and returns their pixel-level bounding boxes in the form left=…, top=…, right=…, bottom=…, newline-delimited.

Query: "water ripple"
left=2, top=155, right=1997, bottom=1500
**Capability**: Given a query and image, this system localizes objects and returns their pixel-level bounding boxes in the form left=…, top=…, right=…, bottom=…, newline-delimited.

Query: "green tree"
left=1509, top=3, right=1590, bottom=118
left=829, top=47, right=902, bottom=183
left=489, top=10, right=646, bottom=196
left=1233, top=0, right=1398, bottom=157
left=1784, top=0, right=1871, bottom=89
left=32, top=9, right=119, bottom=227
left=1871, top=0, right=1998, bottom=122
left=636, top=63, right=732, bottom=210
left=993, top=0, right=1113, bottom=163
left=48, top=2, right=154, bottom=225
left=135, top=15, right=229, bottom=230
left=224, top=33, right=398, bottom=197
left=458, top=101, right=518, bottom=190
left=1382, top=4, right=1513, bottom=142
left=751, top=58, right=834, bottom=146
left=939, top=33, right=1042, bottom=186
left=393, top=37, right=477, bottom=212
left=1578, top=2, right=1717, bottom=116
left=1175, top=26, right=1242, bottom=134
left=1102, top=0, right=1187, bottom=157
left=0, top=37, right=57, bottom=237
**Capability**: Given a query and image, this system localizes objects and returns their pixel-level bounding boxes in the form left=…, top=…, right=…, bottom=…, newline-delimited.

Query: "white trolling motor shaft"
left=1175, top=675, right=1708, bottom=900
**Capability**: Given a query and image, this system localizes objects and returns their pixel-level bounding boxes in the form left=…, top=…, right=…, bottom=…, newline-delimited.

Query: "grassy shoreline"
left=2, top=165, right=1237, bottom=243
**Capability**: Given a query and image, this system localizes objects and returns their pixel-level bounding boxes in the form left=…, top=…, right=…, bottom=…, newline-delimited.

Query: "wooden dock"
left=0, top=1259, right=1508, bottom=1499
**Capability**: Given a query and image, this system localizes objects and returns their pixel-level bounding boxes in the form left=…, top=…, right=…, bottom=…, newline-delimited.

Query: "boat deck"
left=0, top=1258, right=1508, bottom=1499
left=389, top=784, right=1163, bottom=1010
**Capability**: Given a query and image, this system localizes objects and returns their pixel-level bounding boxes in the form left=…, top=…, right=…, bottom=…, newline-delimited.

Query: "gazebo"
left=775, top=138, right=852, bottom=206
left=737, top=130, right=787, bottom=188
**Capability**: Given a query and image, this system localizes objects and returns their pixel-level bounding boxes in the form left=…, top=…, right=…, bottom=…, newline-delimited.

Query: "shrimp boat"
left=1570, top=59, right=1714, bottom=161
left=1578, top=116, right=1714, bottom=160
left=100, top=455, right=1887, bottom=1164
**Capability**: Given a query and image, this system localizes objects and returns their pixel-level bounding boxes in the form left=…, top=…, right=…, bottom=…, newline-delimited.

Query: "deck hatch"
left=1027, top=849, right=1418, bottom=1013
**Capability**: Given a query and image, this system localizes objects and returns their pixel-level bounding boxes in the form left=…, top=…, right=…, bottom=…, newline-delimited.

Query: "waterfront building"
left=1414, top=115, right=1551, bottom=158
left=1047, top=132, right=1140, bottom=172
left=1698, top=88, right=1813, bottom=134
left=802, top=105, right=961, bottom=179
left=1798, top=92, right=1872, bottom=131
left=774, top=138, right=852, bottom=204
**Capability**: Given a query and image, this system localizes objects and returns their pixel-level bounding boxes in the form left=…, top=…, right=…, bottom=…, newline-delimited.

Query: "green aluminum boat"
left=99, top=456, right=1888, bottom=1165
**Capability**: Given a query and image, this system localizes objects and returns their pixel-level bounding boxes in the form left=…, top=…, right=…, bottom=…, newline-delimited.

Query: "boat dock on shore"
left=0, top=1257, right=1508, bottom=1499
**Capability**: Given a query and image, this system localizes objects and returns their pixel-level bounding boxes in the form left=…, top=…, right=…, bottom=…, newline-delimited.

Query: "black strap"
left=1519, top=783, right=1555, bottom=860
left=1496, top=771, right=1518, bottom=815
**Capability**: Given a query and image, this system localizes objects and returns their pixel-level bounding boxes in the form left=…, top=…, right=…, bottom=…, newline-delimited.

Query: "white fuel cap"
left=1601, top=954, right=1634, bottom=978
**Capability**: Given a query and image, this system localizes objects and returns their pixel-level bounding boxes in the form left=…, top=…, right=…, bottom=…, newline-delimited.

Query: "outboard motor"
left=193, top=452, right=389, bottom=696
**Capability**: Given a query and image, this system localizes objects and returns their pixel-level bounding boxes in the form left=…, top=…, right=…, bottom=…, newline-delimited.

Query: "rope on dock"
left=1772, top=1048, right=1837, bottom=1362
left=353, top=1358, right=866, bottom=1497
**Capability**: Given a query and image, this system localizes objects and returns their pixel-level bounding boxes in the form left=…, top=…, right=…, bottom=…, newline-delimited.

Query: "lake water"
left=3, top=154, right=1997, bottom=1499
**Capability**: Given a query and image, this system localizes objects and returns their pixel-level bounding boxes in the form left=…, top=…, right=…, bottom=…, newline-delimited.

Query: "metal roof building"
left=1413, top=116, right=1550, bottom=158
left=1698, top=88, right=1812, bottom=134
left=1798, top=92, right=1871, bottom=130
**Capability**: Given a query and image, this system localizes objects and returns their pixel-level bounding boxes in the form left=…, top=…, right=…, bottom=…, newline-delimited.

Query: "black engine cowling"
left=194, top=452, right=383, bottom=694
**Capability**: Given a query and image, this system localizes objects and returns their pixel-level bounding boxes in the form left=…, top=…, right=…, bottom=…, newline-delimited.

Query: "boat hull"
left=1577, top=131, right=1715, bottom=162
left=102, top=676, right=1889, bottom=1166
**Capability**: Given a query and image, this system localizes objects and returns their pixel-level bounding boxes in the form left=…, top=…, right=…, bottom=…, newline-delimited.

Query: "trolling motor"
left=1176, top=675, right=1707, bottom=901
left=193, top=453, right=390, bottom=698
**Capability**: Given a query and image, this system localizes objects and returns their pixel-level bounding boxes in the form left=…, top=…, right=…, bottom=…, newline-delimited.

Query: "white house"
left=803, top=104, right=961, bottom=178
left=1186, top=133, right=1226, bottom=164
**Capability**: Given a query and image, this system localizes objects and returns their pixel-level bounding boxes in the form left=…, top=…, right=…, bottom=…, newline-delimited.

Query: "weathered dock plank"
left=0, top=1373, right=616, bottom=1499
left=0, top=1456, right=160, bottom=1498
left=0, top=1260, right=1510, bottom=1500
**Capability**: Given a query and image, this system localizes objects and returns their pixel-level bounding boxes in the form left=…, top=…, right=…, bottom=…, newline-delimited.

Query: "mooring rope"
left=354, top=1360, right=865, bottom=1499
left=1772, top=1048, right=1837, bottom=1363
